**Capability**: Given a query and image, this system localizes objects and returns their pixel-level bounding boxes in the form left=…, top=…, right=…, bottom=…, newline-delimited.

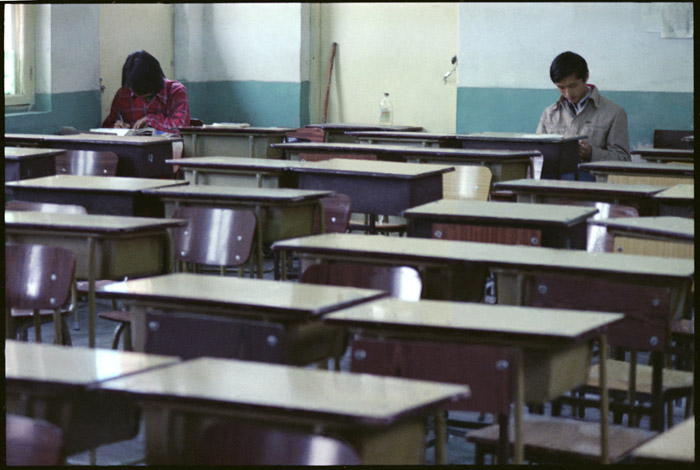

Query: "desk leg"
left=248, top=136, right=255, bottom=158
left=165, top=230, right=175, bottom=274
left=435, top=411, right=447, bottom=464
left=650, top=350, right=664, bottom=431
left=317, top=201, right=326, bottom=234
left=254, top=206, right=264, bottom=279
left=191, top=134, right=198, bottom=158
left=87, top=237, right=97, bottom=348
left=280, top=250, right=288, bottom=281
left=514, top=348, right=524, bottom=464
left=599, top=334, right=610, bottom=464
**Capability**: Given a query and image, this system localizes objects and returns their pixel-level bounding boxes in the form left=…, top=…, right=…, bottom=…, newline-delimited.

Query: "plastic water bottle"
left=378, top=93, right=393, bottom=126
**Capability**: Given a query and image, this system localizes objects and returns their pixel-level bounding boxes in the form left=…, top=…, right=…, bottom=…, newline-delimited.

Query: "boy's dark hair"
left=123, top=50, right=165, bottom=95
left=549, top=51, right=589, bottom=83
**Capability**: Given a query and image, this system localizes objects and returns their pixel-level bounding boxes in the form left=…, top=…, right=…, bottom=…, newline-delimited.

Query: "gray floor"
left=20, top=258, right=692, bottom=466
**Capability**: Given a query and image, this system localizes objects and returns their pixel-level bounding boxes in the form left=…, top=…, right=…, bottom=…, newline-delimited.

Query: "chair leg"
left=60, top=319, right=72, bottom=346
left=33, top=310, right=42, bottom=343
left=111, top=323, right=127, bottom=350
left=122, top=324, right=133, bottom=351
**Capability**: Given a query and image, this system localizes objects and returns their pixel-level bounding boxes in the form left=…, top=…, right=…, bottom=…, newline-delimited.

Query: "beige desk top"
left=653, top=184, right=694, bottom=201
left=179, top=126, right=296, bottom=135
left=5, top=174, right=187, bottom=193
left=5, top=211, right=187, bottom=234
left=589, top=217, right=694, bottom=241
left=95, top=356, right=468, bottom=426
left=272, top=233, right=694, bottom=281
left=631, top=416, right=694, bottom=463
left=325, top=298, right=624, bottom=347
left=403, top=199, right=598, bottom=227
left=44, top=132, right=179, bottom=145
left=632, top=148, right=694, bottom=156
left=495, top=178, right=668, bottom=197
left=306, top=123, right=423, bottom=132
left=459, top=132, right=584, bottom=143
left=5, top=340, right=178, bottom=387
left=4, top=146, right=66, bottom=159
left=166, top=156, right=306, bottom=171
left=580, top=160, right=694, bottom=176
left=143, top=184, right=334, bottom=203
left=98, top=273, right=387, bottom=318
left=288, top=157, right=454, bottom=178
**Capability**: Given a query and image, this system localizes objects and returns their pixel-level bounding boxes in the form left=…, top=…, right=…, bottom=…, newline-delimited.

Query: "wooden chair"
left=6, top=414, right=65, bottom=466
left=443, top=165, right=492, bottom=201
left=193, top=420, right=361, bottom=465
left=312, top=193, right=352, bottom=234
left=55, top=150, right=119, bottom=176
left=5, top=244, right=76, bottom=345
left=653, top=129, right=694, bottom=149
left=100, top=206, right=258, bottom=351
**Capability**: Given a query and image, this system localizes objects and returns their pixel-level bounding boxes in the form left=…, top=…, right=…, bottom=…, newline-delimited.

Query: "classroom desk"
left=324, top=298, right=624, bottom=464
left=165, top=156, right=304, bottom=188
left=456, top=132, right=585, bottom=180
left=272, top=141, right=537, bottom=182
left=403, top=199, right=598, bottom=249
left=143, top=184, right=333, bottom=278
left=97, top=272, right=387, bottom=365
left=273, top=233, right=694, bottom=431
left=494, top=178, right=668, bottom=216
left=589, top=216, right=694, bottom=258
left=631, top=416, right=694, bottom=464
left=653, top=184, right=694, bottom=218
left=632, top=148, right=694, bottom=164
left=94, top=356, right=468, bottom=464
left=5, top=174, right=187, bottom=217
left=305, top=122, right=423, bottom=142
left=5, top=211, right=186, bottom=348
left=5, top=132, right=180, bottom=178
left=4, top=146, right=65, bottom=182
left=5, top=340, right=179, bottom=456
left=347, top=130, right=464, bottom=148
left=178, top=125, right=296, bottom=158
left=580, top=160, right=694, bottom=185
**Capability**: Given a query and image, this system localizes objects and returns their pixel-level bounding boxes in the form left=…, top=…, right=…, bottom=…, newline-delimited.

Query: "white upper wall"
left=50, top=4, right=100, bottom=94
left=459, top=2, right=693, bottom=92
left=174, top=3, right=304, bottom=83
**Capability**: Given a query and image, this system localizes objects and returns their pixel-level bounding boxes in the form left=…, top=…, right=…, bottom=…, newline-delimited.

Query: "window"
left=4, top=3, right=35, bottom=107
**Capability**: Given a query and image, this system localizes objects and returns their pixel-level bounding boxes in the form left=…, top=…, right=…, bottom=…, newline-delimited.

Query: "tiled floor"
left=18, top=258, right=692, bottom=465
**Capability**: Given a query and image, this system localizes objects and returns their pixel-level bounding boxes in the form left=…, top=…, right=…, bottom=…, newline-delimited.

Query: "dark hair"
left=123, top=50, right=165, bottom=95
left=549, top=51, right=589, bottom=83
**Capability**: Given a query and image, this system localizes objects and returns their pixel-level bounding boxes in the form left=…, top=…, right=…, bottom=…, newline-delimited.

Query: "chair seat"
left=97, top=310, right=132, bottom=324
left=11, top=308, right=71, bottom=319
left=467, top=415, right=657, bottom=463
left=76, top=279, right=120, bottom=294
left=586, top=359, right=694, bottom=394
left=671, top=319, right=694, bottom=337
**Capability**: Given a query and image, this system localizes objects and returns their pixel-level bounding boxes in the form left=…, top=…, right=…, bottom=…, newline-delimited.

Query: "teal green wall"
left=457, top=87, right=693, bottom=148
left=5, top=90, right=102, bottom=134
left=183, top=80, right=310, bottom=127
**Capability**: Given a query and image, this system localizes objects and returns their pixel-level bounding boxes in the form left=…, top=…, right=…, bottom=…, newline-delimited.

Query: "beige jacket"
left=536, top=86, right=631, bottom=162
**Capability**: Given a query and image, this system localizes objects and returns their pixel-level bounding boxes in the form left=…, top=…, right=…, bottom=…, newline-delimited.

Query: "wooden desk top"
left=631, top=416, right=694, bottom=463
left=403, top=199, right=598, bottom=227
left=631, top=148, right=694, bottom=157
left=589, top=217, right=694, bottom=241
left=143, top=184, right=334, bottom=203
left=5, top=211, right=187, bottom=234
left=288, top=158, right=454, bottom=178
left=346, top=130, right=463, bottom=141
left=580, top=161, right=694, bottom=177
left=6, top=132, right=179, bottom=145
left=98, top=273, right=387, bottom=318
left=325, top=298, right=624, bottom=347
left=6, top=340, right=178, bottom=388
left=165, top=156, right=305, bottom=171
left=272, top=233, right=694, bottom=281
left=653, top=184, right=694, bottom=201
left=179, top=126, right=296, bottom=135
left=5, top=174, right=187, bottom=193
left=495, top=178, right=668, bottom=197
left=95, top=356, right=468, bottom=426
left=4, top=146, right=66, bottom=160
left=458, top=132, right=585, bottom=143
left=272, top=142, right=540, bottom=161
left=305, top=123, right=423, bottom=132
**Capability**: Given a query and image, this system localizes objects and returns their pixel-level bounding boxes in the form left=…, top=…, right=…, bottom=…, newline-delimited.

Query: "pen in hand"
left=115, top=113, right=130, bottom=129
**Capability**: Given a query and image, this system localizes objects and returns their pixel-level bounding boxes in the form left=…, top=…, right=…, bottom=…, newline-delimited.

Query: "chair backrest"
left=653, top=129, right=693, bottom=149
left=286, top=127, right=325, bottom=143
left=6, top=200, right=88, bottom=214
left=301, top=262, right=422, bottom=300
left=442, top=165, right=492, bottom=201
left=5, top=244, right=76, bottom=311
left=55, top=150, right=118, bottom=176
left=312, top=193, right=352, bottom=234
left=195, top=420, right=361, bottom=465
left=6, top=414, right=65, bottom=466
left=171, top=206, right=257, bottom=268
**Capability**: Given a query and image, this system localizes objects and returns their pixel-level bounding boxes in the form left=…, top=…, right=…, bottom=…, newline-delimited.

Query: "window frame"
left=4, top=3, right=36, bottom=108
